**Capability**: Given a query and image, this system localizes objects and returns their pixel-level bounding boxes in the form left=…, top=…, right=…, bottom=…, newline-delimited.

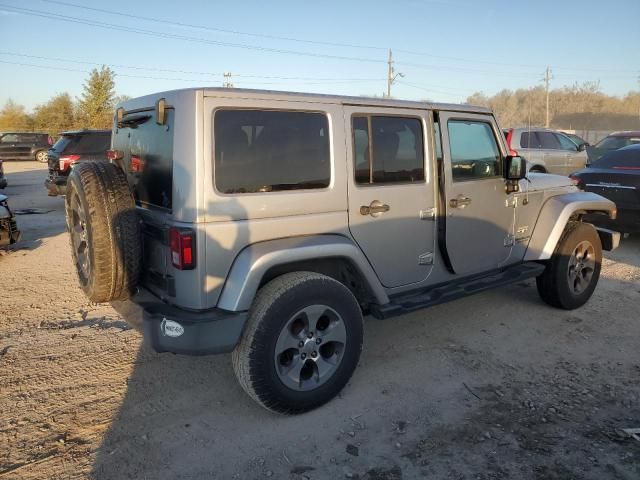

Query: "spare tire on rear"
left=65, top=161, right=140, bottom=302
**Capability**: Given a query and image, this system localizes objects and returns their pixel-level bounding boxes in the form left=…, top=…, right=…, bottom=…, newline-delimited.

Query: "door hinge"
left=504, top=234, right=515, bottom=247
left=419, top=252, right=434, bottom=265
left=420, top=207, right=436, bottom=220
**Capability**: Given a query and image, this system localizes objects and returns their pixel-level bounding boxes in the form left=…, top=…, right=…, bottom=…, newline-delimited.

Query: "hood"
left=523, top=173, right=575, bottom=192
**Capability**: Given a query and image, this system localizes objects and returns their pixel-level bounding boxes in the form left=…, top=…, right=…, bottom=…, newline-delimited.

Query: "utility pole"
left=386, top=49, right=404, bottom=98
left=543, top=66, right=553, bottom=128
left=223, top=72, right=234, bottom=88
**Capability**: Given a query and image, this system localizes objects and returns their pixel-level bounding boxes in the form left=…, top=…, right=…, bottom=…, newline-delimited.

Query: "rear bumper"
left=130, top=287, right=247, bottom=355
left=44, top=175, right=68, bottom=196
left=585, top=210, right=640, bottom=233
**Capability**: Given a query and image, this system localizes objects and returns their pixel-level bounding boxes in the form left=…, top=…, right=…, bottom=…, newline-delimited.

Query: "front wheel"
left=232, top=272, right=364, bottom=414
left=536, top=222, right=602, bottom=309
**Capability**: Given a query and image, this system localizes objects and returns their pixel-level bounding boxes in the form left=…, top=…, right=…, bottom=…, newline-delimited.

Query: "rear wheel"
left=529, top=165, right=546, bottom=173
left=35, top=150, right=48, bottom=163
left=232, top=272, right=364, bottom=414
left=65, top=161, right=140, bottom=302
left=536, top=222, right=602, bottom=309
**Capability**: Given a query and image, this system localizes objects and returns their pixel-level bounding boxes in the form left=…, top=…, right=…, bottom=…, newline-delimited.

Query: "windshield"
left=591, top=148, right=640, bottom=169
left=595, top=136, right=638, bottom=150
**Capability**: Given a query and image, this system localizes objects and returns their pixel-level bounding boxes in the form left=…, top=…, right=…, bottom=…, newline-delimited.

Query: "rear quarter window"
left=113, top=109, right=174, bottom=210
left=214, top=109, right=330, bottom=194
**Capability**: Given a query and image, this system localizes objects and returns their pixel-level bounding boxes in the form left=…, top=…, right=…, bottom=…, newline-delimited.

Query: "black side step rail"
left=370, top=262, right=545, bottom=319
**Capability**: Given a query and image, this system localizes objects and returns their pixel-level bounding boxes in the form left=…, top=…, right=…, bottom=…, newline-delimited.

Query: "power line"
left=38, top=0, right=385, bottom=52
left=0, top=59, right=383, bottom=86
left=32, top=0, right=639, bottom=75
left=0, top=51, right=381, bottom=82
left=0, top=4, right=385, bottom=65
left=2, top=3, right=634, bottom=82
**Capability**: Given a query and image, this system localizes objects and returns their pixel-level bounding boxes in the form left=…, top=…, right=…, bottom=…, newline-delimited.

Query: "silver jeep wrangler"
left=64, top=88, right=619, bottom=414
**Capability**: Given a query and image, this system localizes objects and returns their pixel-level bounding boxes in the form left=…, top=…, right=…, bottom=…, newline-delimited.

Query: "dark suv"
left=0, top=132, right=52, bottom=162
left=45, top=130, right=111, bottom=196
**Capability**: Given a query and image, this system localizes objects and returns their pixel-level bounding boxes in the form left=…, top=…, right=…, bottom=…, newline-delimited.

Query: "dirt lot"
left=1, top=161, right=639, bottom=480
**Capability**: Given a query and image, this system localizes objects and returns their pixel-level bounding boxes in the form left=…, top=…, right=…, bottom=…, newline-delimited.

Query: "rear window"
left=113, top=110, right=174, bottom=210
left=214, top=110, right=330, bottom=194
left=591, top=148, right=640, bottom=169
left=51, top=133, right=110, bottom=155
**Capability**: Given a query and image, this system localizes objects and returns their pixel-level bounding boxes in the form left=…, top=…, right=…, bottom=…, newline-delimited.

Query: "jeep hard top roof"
left=117, top=87, right=492, bottom=115
left=59, top=129, right=111, bottom=136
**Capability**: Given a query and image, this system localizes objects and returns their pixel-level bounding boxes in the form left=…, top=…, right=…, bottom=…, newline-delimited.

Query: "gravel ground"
left=1, top=161, right=639, bottom=480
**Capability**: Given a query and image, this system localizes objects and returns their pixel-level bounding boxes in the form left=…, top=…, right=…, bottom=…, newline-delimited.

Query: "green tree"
left=77, top=66, right=116, bottom=129
left=0, top=99, right=34, bottom=131
left=33, top=93, right=76, bottom=133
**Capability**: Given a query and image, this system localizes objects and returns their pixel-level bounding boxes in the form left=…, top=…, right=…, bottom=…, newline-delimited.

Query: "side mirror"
left=578, top=143, right=587, bottom=151
left=505, top=155, right=526, bottom=181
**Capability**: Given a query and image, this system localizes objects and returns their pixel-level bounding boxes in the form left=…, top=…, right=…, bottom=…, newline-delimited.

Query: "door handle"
left=449, top=195, right=472, bottom=209
left=360, top=200, right=390, bottom=217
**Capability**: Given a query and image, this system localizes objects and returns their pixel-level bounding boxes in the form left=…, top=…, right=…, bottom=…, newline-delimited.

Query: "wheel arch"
left=524, top=192, right=616, bottom=261
left=217, top=235, right=389, bottom=312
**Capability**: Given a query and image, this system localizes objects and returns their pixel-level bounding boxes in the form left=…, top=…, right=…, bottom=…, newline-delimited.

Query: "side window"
left=538, top=131, right=562, bottom=150
left=447, top=120, right=501, bottom=181
left=556, top=133, right=578, bottom=151
left=520, top=131, right=541, bottom=149
left=214, top=110, right=330, bottom=194
left=352, top=115, right=424, bottom=185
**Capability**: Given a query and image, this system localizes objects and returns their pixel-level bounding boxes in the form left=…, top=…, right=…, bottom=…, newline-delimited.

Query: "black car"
left=586, top=131, right=640, bottom=164
left=0, top=159, right=6, bottom=189
left=0, top=132, right=52, bottom=162
left=45, top=130, right=111, bottom=196
left=571, top=144, right=640, bottom=233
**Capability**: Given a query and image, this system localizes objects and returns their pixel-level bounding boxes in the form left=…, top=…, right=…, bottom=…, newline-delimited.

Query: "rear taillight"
left=59, top=155, right=81, bottom=172
left=48, top=135, right=53, bottom=145
left=106, top=149, right=123, bottom=161
left=569, top=174, right=584, bottom=190
left=169, top=228, right=195, bottom=270
left=505, top=129, right=518, bottom=156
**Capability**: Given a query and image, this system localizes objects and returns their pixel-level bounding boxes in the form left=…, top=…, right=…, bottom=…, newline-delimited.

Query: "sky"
left=0, top=0, right=638, bottom=111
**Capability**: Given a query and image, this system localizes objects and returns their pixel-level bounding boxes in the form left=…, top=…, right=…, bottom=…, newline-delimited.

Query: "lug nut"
left=311, top=351, right=317, bottom=358
left=298, top=341, right=304, bottom=348
left=316, top=338, right=322, bottom=344
left=301, top=353, right=306, bottom=360
left=307, top=332, right=314, bottom=339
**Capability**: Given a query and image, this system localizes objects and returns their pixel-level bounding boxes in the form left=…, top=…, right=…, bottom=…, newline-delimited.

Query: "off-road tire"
left=536, top=222, right=602, bottom=310
left=65, top=161, right=140, bottom=302
left=232, top=272, right=364, bottom=414
left=35, top=150, right=48, bottom=163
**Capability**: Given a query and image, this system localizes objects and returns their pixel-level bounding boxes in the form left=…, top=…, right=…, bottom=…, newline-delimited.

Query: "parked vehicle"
left=0, top=132, right=52, bottom=162
left=0, top=159, right=6, bottom=189
left=587, top=131, right=640, bottom=164
left=45, top=130, right=111, bottom=196
left=571, top=144, right=640, bottom=233
left=0, top=193, right=21, bottom=247
left=65, top=89, right=618, bottom=414
left=561, top=132, right=589, bottom=149
left=503, top=127, right=588, bottom=175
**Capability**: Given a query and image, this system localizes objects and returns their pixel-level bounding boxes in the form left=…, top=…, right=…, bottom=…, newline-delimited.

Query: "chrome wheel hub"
left=567, top=240, right=595, bottom=295
left=274, top=305, right=347, bottom=391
